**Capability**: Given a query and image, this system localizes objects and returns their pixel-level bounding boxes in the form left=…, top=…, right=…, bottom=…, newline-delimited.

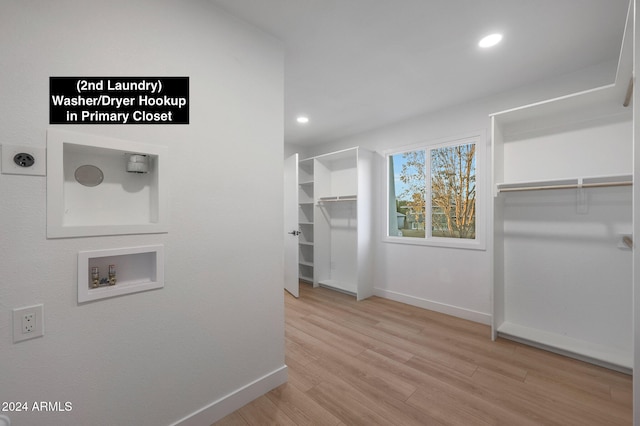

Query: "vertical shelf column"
left=298, top=159, right=314, bottom=283
left=301, top=147, right=373, bottom=300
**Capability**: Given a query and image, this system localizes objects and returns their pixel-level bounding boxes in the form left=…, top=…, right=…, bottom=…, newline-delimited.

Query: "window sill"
left=382, top=235, right=486, bottom=251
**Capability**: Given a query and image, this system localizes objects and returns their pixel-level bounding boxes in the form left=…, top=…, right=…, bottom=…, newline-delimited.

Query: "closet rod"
left=498, top=181, right=632, bottom=193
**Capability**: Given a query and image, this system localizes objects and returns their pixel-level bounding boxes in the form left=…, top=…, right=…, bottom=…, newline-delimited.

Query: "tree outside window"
left=388, top=139, right=477, bottom=241
left=431, top=143, right=476, bottom=239
left=391, top=149, right=426, bottom=238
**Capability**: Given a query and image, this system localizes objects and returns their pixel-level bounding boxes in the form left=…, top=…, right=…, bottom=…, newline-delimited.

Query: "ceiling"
left=211, top=0, right=630, bottom=146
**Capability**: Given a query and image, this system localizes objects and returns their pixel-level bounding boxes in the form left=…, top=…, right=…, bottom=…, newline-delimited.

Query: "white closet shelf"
left=299, top=241, right=314, bottom=246
left=490, top=83, right=627, bottom=137
left=299, top=180, right=314, bottom=186
left=497, top=321, right=631, bottom=372
left=496, top=174, right=632, bottom=193
left=317, top=195, right=358, bottom=203
left=298, top=260, right=314, bottom=267
left=318, top=279, right=357, bottom=296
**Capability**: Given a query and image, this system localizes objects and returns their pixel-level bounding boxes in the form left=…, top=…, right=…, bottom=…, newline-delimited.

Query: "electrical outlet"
left=1, top=144, right=46, bottom=176
left=13, top=305, right=44, bottom=343
left=23, top=312, right=35, bottom=333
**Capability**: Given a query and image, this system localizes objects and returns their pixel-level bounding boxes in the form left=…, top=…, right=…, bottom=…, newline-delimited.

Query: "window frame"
left=382, top=132, right=486, bottom=251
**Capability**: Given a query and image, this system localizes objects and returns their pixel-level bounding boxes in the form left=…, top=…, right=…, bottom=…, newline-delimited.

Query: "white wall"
left=0, top=1, right=285, bottom=425
left=295, top=60, right=618, bottom=323
left=633, top=1, right=640, bottom=422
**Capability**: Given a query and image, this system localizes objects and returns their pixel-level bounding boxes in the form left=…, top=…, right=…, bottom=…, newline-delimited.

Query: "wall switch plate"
left=1, top=144, right=46, bottom=176
left=13, top=304, right=44, bottom=343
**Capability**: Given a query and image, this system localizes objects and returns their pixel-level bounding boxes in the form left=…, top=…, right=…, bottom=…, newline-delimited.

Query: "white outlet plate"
left=1, top=144, right=46, bottom=176
left=13, top=304, right=44, bottom=343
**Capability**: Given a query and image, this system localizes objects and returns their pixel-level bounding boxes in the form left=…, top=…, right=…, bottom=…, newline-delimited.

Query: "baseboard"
left=373, top=288, right=491, bottom=325
left=171, top=365, right=288, bottom=426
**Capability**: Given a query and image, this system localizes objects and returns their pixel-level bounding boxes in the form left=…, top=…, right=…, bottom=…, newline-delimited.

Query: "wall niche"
left=47, top=128, right=168, bottom=238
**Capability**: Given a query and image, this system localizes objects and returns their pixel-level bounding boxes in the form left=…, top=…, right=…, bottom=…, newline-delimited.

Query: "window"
left=386, top=134, right=484, bottom=250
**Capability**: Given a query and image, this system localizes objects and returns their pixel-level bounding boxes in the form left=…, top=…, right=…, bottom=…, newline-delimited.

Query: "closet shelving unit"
left=298, top=159, right=315, bottom=283
left=491, top=10, right=634, bottom=371
left=300, top=147, right=373, bottom=300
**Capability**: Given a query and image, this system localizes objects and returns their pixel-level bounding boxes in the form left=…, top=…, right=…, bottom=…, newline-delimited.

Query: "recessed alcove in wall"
left=78, top=245, right=164, bottom=303
left=47, top=128, right=168, bottom=238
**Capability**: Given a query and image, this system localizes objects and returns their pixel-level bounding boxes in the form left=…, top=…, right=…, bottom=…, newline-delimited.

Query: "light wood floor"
left=215, top=283, right=632, bottom=425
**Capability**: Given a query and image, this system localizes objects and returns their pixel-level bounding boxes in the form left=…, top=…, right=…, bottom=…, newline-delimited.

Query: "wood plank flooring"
left=215, top=283, right=632, bottom=425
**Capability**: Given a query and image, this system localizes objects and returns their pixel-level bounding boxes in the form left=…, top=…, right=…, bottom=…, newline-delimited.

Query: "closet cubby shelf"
left=297, top=157, right=316, bottom=285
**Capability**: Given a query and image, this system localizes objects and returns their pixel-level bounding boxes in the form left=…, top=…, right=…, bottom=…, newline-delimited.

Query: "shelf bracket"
left=623, top=76, right=633, bottom=107
left=576, top=178, right=588, bottom=214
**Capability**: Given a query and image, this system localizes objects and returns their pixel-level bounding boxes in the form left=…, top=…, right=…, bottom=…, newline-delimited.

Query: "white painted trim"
left=171, top=365, right=288, bottom=426
left=374, top=288, right=491, bottom=325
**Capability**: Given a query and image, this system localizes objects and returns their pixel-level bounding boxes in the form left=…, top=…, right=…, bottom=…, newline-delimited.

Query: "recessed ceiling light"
left=479, top=33, right=503, bottom=48
left=296, top=116, right=309, bottom=124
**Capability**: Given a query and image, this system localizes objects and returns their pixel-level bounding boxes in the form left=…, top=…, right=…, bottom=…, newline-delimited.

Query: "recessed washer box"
left=47, top=128, right=168, bottom=238
left=78, top=245, right=164, bottom=303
